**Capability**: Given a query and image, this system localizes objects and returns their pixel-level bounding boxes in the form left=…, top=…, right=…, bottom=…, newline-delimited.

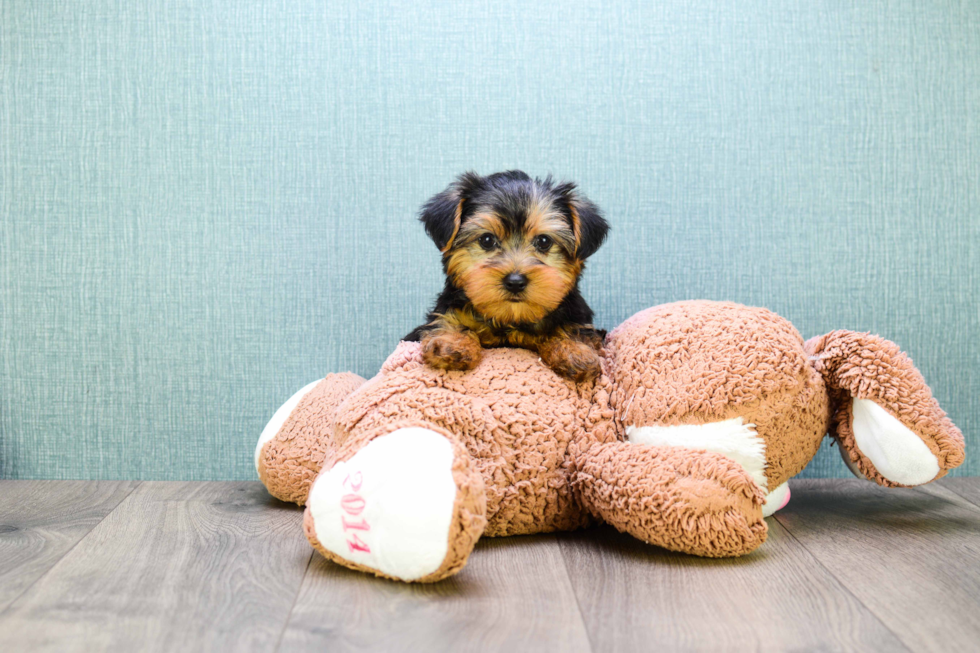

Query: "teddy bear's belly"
left=458, top=412, right=593, bottom=537
left=342, top=343, right=599, bottom=537
left=479, top=457, right=590, bottom=537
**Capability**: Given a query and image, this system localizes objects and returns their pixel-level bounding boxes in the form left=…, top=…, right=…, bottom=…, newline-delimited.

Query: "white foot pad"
left=761, top=482, right=790, bottom=517
left=851, top=399, right=940, bottom=486
left=307, top=427, right=458, bottom=581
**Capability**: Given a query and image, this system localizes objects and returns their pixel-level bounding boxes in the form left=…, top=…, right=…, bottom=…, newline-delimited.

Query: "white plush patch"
left=627, top=417, right=768, bottom=491
left=761, top=482, right=790, bottom=517
left=306, top=427, right=457, bottom=582
left=254, top=380, right=321, bottom=471
left=850, top=398, right=940, bottom=486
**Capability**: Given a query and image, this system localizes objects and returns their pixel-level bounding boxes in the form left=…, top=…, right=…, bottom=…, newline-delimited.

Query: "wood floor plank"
left=0, top=481, right=312, bottom=652
left=558, top=519, right=906, bottom=653
left=3, top=479, right=978, bottom=651
left=774, top=479, right=980, bottom=653
left=937, top=477, right=980, bottom=508
left=0, top=480, right=139, bottom=614
left=279, top=534, right=592, bottom=653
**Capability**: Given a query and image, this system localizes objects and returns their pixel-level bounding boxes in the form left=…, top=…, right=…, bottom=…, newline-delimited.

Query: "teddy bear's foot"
left=304, top=425, right=487, bottom=583
left=761, top=482, right=790, bottom=517
left=806, top=331, right=966, bottom=487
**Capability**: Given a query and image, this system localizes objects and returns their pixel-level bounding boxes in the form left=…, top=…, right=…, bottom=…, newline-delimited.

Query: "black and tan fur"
left=405, top=170, right=609, bottom=382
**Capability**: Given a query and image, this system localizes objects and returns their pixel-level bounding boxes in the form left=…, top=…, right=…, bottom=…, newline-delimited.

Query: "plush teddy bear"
left=255, top=300, right=964, bottom=583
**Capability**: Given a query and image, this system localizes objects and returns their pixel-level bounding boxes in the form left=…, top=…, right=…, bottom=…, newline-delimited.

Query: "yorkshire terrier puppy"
left=405, top=170, right=610, bottom=382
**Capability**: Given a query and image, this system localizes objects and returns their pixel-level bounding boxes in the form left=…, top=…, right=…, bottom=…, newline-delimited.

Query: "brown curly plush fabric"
left=256, top=300, right=966, bottom=582
left=257, top=372, right=365, bottom=504
left=572, top=441, right=768, bottom=557
left=330, top=342, right=612, bottom=536
left=603, top=301, right=831, bottom=490
left=805, top=330, right=966, bottom=487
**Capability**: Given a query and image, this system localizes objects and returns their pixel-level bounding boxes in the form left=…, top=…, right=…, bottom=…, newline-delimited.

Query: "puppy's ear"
left=556, top=182, right=610, bottom=260
left=419, top=172, right=483, bottom=252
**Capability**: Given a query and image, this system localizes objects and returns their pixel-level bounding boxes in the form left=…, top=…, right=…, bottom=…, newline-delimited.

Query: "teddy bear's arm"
left=805, top=330, right=966, bottom=488
left=572, top=441, right=768, bottom=557
left=256, top=372, right=366, bottom=504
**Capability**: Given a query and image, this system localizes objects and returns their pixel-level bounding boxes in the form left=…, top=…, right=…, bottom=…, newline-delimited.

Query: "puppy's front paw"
left=539, top=338, right=601, bottom=383
left=422, top=331, right=483, bottom=371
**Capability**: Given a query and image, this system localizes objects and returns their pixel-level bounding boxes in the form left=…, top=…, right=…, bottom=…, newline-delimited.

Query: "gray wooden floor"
left=1, top=479, right=979, bottom=652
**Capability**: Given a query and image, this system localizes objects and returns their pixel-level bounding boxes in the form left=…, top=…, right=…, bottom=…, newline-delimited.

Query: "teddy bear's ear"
left=554, top=181, right=609, bottom=260
left=419, top=171, right=483, bottom=253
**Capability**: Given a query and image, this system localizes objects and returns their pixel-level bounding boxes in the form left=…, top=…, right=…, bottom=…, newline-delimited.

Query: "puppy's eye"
left=478, top=234, right=497, bottom=251
left=533, top=235, right=553, bottom=253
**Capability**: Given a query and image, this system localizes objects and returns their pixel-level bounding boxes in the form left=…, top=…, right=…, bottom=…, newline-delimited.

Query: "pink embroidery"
left=346, top=533, right=371, bottom=554
left=343, top=472, right=363, bottom=492
left=341, top=471, right=371, bottom=553
left=341, top=493, right=365, bottom=515
left=341, top=515, right=370, bottom=531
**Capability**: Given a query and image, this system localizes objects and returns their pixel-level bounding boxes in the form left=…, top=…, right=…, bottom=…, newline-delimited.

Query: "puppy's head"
left=420, top=170, right=609, bottom=324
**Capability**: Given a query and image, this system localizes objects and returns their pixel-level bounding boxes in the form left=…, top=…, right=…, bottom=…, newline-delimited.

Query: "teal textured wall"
left=2, top=1, right=977, bottom=480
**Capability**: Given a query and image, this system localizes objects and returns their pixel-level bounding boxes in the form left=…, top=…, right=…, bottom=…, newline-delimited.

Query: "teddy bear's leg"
left=572, top=441, right=768, bottom=557
left=303, top=421, right=487, bottom=583
left=805, top=331, right=966, bottom=487
left=626, top=417, right=794, bottom=517
left=256, top=372, right=366, bottom=504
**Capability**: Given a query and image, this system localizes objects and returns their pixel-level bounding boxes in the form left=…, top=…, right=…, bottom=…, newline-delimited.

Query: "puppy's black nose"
left=503, top=272, right=528, bottom=293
